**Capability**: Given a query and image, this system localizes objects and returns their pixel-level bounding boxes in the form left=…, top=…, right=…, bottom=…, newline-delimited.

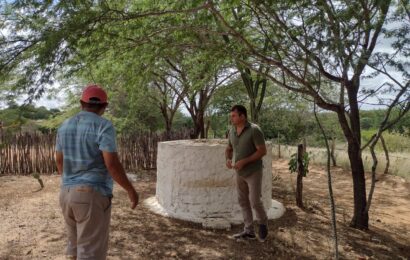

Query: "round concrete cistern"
left=143, top=139, right=285, bottom=229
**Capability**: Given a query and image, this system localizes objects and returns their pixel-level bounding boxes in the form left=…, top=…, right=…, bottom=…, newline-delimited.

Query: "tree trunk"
left=160, top=106, right=174, bottom=141
left=365, top=139, right=378, bottom=214
left=344, top=83, right=369, bottom=229
left=250, top=98, right=258, bottom=123
left=198, top=113, right=205, bottom=139
left=163, top=114, right=173, bottom=140
left=347, top=140, right=368, bottom=229
left=189, top=113, right=199, bottom=139
left=192, top=125, right=201, bottom=139
left=380, top=135, right=390, bottom=174
left=191, top=112, right=206, bottom=139
left=205, top=118, right=211, bottom=139
left=296, top=144, right=304, bottom=208
left=165, top=123, right=172, bottom=140
left=331, top=137, right=337, bottom=166
left=240, top=69, right=266, bottom=124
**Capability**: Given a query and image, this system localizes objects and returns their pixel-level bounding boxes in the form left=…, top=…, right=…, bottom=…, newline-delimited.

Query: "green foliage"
left=257, top=89, right=318, bottom=141
left=111, top=94, right=165, bottom=134
left=288, top=152, right=310, bottom=177
left=209, top=79, right=248, bottom=114
left=0, top=103, right=60, bottom=133
left=170, top=111, right=192, bottom=130
left=38, top=107, right=80, bottom=131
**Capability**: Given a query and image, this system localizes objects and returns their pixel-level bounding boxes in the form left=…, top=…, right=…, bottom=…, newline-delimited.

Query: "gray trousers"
left=236, top=170, right=268, bottom=232
left=60, top=185, right=112, bottom=260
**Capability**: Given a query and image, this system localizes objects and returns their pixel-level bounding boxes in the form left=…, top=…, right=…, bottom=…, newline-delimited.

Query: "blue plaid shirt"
left=56, top=111, right=116, bottom=196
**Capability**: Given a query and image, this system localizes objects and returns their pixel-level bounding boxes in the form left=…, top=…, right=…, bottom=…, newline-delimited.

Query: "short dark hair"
left=80, top=100, right=107, bottom=111
left=231, top=105, right=247, bottom=118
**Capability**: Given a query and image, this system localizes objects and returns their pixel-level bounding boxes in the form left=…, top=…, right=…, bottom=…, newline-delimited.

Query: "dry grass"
left=273, top=145, right=410, bottom=180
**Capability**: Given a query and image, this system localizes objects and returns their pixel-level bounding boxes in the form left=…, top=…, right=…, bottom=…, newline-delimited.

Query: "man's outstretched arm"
left=56, top=151, right=63, bottom=175
left=225, top=144, right=233, bottom=169
left=102, top=151, right=139, bottom=209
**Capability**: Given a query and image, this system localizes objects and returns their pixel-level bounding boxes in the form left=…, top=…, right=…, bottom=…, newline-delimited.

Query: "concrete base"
left=143, top=196, right=285, bottom=229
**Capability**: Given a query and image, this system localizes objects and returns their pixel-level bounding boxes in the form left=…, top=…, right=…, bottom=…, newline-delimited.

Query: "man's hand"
left=233, top=144, right=266, bottom=171
left=226, top=159, right=233, bottom=169
left=127, top=189, right=139, bottom=209
left=233, top=159, right=246, bottom=171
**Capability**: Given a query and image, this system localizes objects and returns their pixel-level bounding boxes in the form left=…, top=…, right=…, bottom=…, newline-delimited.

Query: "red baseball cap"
left=81, top=84, right=108, bottom=104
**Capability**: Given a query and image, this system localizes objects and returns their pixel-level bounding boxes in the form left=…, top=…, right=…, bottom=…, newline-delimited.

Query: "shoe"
left=258, top=224, right=268, bottom=242
left=232, top=230, right=256, bottom=240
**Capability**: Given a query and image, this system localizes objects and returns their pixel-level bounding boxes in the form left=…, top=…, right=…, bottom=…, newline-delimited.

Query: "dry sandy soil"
left=0, top=159, right=409, bottom=259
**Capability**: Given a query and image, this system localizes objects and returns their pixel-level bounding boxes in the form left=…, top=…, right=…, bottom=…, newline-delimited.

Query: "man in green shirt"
left=225, top=105, right=268, bottom=242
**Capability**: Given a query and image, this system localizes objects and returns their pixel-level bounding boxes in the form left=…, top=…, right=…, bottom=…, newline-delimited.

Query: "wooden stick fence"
left=0, top=129, right=191, bottom=175
left=117, top=129, right=192, bottom=171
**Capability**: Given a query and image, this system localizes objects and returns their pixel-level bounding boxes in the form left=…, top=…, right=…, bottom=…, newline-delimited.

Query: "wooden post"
left=296, top=144, right=304, bottom=208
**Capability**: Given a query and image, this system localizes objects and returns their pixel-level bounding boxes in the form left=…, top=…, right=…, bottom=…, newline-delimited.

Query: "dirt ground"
left=0, top=159, right=409, bottom=260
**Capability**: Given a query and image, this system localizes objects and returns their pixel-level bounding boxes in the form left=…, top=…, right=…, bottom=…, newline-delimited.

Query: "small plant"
left=288, top=152, right=310, bottom=177
left=32, top=173, right=44, bottom=190
left=288, top=145, right=311, bottom=209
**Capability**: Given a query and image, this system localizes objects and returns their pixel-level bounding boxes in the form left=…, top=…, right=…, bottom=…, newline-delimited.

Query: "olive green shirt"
left=228, top=121, right=265, bottom=177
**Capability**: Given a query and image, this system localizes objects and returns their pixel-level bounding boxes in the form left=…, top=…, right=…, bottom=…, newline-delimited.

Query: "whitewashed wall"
left=144, top=139, right=285, bottom=229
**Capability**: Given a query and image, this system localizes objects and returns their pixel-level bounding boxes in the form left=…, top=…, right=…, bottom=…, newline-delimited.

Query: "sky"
left=36, top=94, right=64, bottom=109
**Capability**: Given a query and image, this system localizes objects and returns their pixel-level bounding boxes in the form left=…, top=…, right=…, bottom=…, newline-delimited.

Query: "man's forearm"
left=108, top=162, right=135, bottom=192
left=225, top=147, right=233, bottom=160
left=56, top=163, right=63, bottom=175
left=242, top=148, right=266, bottom=166
left=57, top=164, right=62, bottom=174
left=56, top=152, right=63, bottom=175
